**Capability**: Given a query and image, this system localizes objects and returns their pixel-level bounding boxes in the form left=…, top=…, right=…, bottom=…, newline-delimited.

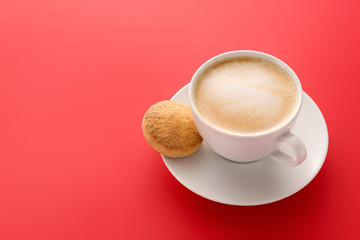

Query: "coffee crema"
left=194, top=57, right=298, bottom=134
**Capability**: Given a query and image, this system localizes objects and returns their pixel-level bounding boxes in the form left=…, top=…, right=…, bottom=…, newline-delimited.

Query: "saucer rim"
left=162, top=84, right=329, bottom=206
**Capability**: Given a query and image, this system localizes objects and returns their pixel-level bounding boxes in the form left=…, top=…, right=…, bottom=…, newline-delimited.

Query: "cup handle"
left=269, top=132, right=307, bottom=166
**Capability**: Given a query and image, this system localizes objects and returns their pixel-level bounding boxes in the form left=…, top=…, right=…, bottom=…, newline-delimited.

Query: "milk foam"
left=195, top=58, right=298, bottom=134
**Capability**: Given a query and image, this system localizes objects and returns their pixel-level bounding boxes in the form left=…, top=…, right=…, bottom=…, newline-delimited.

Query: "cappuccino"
left=194, top=57, right=298, bottom=134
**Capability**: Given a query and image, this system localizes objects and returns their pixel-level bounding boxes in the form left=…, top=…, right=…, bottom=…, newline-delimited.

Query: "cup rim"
left=189, top=50, right=303, bottom=139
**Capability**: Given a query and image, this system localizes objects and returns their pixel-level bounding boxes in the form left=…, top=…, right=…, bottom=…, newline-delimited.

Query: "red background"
left=1, top=0, right=359, bottom=239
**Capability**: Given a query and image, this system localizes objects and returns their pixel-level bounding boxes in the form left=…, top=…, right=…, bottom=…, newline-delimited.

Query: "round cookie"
left=142, top=100, right=203, bottom=158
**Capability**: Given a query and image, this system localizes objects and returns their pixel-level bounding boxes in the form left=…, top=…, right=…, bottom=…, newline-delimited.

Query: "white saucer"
left=162, top=84, right=328, bottom=206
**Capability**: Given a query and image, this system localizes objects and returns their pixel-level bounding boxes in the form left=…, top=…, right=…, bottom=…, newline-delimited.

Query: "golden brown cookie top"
left=142, top=100, right=202, bottom=158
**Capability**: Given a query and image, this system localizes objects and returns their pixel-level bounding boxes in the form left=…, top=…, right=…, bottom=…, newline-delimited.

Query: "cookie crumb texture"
left=142, top=100, right=203, bottom=158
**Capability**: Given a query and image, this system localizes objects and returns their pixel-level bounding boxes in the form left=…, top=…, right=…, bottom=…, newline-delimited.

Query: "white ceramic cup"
left=189, top=50, right=307, bottom=166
